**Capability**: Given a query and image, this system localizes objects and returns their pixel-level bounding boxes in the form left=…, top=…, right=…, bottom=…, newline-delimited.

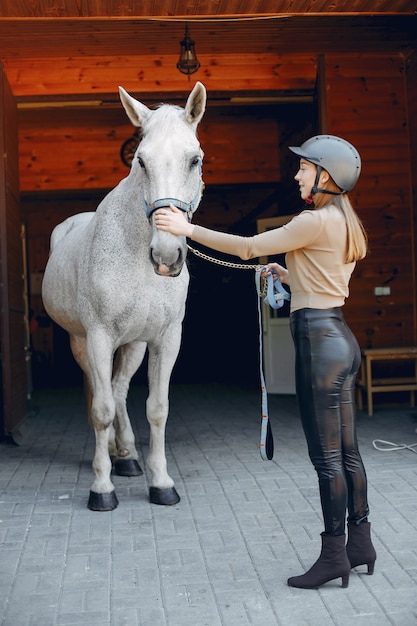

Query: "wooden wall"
left=18, top=104, right=281, bottom=192
left=406, top=48, right=417, bottom=346
left=0, top=65, right=28, bottom=436
left=7, top=52, right=318, bottom=100
left=20, top=50, right=417, bottom=388
left=325, top=52, right=416, bottom=349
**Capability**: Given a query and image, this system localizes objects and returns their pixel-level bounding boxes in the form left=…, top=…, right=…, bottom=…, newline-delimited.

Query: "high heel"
left=287, top=533, right=350, bottom=589
left=346, top=521, right=376, bottom=574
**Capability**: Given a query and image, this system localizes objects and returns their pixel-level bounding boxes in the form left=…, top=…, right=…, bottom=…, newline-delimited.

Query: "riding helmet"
left=289, top=135, right=361, bottom=192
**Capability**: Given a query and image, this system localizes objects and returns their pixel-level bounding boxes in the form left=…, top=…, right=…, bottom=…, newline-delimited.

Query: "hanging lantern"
left=177, top=24, right=200, bottom=78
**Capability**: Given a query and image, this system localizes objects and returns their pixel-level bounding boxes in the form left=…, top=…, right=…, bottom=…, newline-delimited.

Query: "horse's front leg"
left=111, top=340, right=147, bottom=477
left=71, top=333, right=117, bottom=461
left=82, top=330, right=119, bottom=512
left=146, top=329, right=182, bottom=506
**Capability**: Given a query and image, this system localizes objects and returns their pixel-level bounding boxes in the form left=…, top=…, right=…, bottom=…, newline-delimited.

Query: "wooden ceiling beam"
left=4, top=53, right=318, bottom=100
left=0, top=0, right=416, bottom=18
left=0, top=16, right=415, bottom=61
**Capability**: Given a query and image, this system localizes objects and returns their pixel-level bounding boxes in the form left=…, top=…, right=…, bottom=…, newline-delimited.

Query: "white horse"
left=42, top=82, right=206, bottom=511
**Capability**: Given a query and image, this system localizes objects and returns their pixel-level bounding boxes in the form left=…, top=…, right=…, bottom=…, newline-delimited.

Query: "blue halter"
left=143, top=155, right=204, bottom=222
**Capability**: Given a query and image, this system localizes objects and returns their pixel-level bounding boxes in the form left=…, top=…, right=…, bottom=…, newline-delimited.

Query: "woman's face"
left=294, top=158, right=317, bottom=201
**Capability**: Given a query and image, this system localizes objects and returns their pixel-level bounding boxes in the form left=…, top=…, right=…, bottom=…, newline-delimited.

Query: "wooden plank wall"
left=7, top=52, right=317, bottom=99
left=20, top=50, right=417, bottom=387
left=406, top=49, right=417, bottom=346
left=18, top=104, right=280, bottom=191
left=326, top=52, right=415, bottom=349
left=0, top=65, right=28, bottom=436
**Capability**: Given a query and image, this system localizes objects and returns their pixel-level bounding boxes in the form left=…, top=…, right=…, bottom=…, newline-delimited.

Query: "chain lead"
left=187, top=243, right=261, bottom=271
left=187, top=244, right=267, bottom=296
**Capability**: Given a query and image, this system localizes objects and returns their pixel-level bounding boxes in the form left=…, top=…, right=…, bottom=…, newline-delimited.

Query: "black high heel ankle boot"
left=346, top=521, right=376, bottom=574
left=287, top=533, right=350, bottom=589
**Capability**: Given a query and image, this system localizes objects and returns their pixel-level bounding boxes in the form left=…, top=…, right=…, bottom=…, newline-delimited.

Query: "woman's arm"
left=155, top=204, right=323, bottom=260
left=155, top=205, right=256, bottom=258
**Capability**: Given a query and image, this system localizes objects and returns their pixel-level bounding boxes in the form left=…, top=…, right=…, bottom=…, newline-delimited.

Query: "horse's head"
left=119, top=82, right=207, bottom=277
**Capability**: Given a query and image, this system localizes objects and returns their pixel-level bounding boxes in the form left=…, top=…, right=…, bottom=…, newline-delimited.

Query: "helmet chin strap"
left=305, top=166, right=343, bottom=207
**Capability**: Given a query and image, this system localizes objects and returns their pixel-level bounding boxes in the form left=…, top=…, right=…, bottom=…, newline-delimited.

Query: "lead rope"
left=255, top=269, right=291, bottom=460
left=187, top=243, right=290, bottom=461
left=255, top=270, right=274, bottom=460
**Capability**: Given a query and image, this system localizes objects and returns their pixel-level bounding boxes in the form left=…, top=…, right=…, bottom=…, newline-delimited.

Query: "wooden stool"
left=357, top=347, right=417, bottom=415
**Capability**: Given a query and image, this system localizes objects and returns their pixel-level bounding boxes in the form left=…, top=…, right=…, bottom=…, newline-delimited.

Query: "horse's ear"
left=119, top=86, right=151, bottom=130
left=185, top=82, right=206, bottom=127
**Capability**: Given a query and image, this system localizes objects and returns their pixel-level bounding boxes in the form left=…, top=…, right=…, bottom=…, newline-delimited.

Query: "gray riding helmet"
left=289, top=135, right=361, bottom=192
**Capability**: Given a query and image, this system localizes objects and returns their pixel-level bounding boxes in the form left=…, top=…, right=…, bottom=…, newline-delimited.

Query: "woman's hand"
left=154, top=204, right=195, bottom=237
left=260, top=262, right=290, bottom=285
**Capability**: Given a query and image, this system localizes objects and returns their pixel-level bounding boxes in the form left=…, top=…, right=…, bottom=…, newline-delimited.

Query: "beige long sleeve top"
left=191, top=206, right=356, bottom=312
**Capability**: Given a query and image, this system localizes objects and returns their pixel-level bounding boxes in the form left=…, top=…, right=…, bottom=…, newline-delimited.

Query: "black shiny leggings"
left=290, top=307, right=369, bottom=536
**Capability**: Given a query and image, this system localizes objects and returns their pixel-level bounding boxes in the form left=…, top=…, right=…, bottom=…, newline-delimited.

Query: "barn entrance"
left=21, top=98, right=316, bottom=392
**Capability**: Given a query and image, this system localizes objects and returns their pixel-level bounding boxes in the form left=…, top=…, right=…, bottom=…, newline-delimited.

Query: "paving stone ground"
left=1, top=384, right=417, bottom=626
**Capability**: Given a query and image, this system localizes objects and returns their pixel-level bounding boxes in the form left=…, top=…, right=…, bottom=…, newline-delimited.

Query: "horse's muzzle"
left=150, top=248, right=185, bottom=277
left=155, top=263, right=182, bottom=278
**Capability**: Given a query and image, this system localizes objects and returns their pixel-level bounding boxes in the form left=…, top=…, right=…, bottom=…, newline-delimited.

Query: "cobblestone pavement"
left=1, top=384, right=416, bottom=626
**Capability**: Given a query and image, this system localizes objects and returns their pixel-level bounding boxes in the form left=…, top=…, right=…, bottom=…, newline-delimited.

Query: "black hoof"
left=88, top=490, right=119, bottom=511
left=113, top=458, right=143, bottom=477
left=149, top=486, right=180, bottom=506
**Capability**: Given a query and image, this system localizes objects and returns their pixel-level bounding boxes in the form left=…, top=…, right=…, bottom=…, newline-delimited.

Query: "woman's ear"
left=320, top=169, right=330, bottom=185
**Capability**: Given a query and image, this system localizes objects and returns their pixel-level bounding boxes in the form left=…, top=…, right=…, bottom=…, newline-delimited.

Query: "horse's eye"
left=137, top=156, right=145, bottom=169
left=191, top=157, right=200, bottom=168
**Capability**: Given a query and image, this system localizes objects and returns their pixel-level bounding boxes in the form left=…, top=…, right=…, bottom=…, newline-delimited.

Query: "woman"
left=155, top=134, right=376, bottom=589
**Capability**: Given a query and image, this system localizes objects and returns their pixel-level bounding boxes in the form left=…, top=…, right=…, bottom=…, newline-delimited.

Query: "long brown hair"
left=313, top=178, right=368, bottom=262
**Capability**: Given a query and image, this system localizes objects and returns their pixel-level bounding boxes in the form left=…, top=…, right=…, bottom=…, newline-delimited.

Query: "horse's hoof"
left=88, top=490, right=119, bottom=511
left=113, top=459, right=143, bottom=477
left=149, top=486, right=180, bottom=506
